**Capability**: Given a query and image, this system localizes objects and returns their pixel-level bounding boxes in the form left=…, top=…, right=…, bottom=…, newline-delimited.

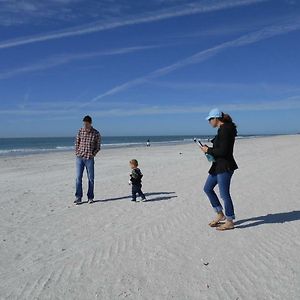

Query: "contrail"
left=81, top=18, right=300, bottom=108
left=0, top=0, right=268, bottom=50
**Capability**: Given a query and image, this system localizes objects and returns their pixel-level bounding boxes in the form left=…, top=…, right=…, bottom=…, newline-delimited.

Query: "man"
left=74, top=115, right=101, bottom=205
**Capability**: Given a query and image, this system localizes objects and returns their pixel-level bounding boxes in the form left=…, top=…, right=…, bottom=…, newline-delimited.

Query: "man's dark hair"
left=83, top=115, right=92, bottom=123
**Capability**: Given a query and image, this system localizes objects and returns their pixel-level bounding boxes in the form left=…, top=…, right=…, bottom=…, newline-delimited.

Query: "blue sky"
left=0, top=0, right=300, bottom=137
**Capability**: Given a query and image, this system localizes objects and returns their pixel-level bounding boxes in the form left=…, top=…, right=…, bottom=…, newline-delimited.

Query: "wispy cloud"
left=2, top=96, right=300, bottom=117
left=0, top=45, right=159, bottom=79
left=84, top=96, right=300, bottom=117
left=0, top=0, right=116, bottom=27
left=0, top=0, right=268, bottom=49
left=148, top=80, right=300, bottom=93
left=81, top=17, right=300, bottom=107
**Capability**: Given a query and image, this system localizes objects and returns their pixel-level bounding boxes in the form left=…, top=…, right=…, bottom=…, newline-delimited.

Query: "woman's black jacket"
left=207, top=122, right=238, bottom=175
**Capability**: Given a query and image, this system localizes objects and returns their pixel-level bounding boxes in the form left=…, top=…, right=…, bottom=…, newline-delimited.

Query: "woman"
left=200, top=108, right=238, bottom=231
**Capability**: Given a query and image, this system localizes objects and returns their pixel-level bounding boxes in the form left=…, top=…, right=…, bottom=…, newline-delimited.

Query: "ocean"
left=0, top=134, right=273, bottom=156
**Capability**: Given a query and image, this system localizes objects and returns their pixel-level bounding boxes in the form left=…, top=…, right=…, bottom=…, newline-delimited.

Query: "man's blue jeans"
left=203, top=171, right=235, bottom=220
left=75, top=157, right=95, bottom=200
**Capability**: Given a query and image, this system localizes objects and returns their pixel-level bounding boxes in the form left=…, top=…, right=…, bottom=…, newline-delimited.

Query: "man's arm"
left=93, top=132, right=101, bottom=156
left=75, top=130, right=81, bottom=154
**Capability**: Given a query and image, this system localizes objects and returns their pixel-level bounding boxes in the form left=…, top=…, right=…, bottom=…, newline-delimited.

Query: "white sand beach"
left=0, top=135, right=300, bottom=300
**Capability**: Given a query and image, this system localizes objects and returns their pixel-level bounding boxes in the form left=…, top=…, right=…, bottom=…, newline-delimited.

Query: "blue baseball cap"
left=205, top=108, right=223, bottom=120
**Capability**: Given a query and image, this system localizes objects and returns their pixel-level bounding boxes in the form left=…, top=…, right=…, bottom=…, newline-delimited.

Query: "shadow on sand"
left=93, top=192, right=177, bottom=203
left=235, top=210, right=300, bottom=229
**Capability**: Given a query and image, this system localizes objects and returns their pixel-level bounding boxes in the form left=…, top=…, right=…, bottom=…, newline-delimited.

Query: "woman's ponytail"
left=220, top=113, right=232, bottom=123
left=218, top=112, right=237, bottom=136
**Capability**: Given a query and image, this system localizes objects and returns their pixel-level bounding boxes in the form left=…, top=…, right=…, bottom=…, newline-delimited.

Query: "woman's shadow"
left=235, top=210, right=300, bottom=229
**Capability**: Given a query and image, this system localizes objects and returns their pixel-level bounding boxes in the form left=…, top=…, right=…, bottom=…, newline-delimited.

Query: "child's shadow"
left=235, top=210, right=300, bottom=229
left=145, top=192, right=178, bottom=202
left=94, top=192, right=177, bottom=203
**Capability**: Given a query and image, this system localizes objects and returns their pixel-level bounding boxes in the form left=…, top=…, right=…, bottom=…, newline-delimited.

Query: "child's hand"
left=128, top=180, right=132, bottom=185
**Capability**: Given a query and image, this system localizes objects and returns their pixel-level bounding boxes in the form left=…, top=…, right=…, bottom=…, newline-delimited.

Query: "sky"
left=0, top=0, right=300, bottom=137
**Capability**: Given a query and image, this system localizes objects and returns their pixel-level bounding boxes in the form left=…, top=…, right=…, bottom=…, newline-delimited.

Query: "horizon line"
left=0, top=133, right=296, bottom=139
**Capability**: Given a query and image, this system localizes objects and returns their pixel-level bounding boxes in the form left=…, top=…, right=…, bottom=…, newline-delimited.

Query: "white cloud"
left=148, top=80, right=300, bottom=93
left=2, top=96, right=300, bottom=117
left=0, top=0, right=268, bottom=49
left=86, top=97, right=300, bottom=116
left=0, top=0, right=81, bottom=26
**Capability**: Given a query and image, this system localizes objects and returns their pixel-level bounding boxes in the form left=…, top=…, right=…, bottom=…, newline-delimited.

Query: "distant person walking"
left=200, top=108, right=238, bottom=230
left=74, top=115, right=101, bottom=205
left=146, top=139, right=151, bottom=147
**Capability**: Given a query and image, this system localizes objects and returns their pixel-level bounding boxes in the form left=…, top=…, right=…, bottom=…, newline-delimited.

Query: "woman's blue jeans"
left=203, top=171, right=235, bottom=220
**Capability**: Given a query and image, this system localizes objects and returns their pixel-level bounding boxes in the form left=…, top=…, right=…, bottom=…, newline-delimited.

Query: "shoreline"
left=0, top=133, right=295, bottom=158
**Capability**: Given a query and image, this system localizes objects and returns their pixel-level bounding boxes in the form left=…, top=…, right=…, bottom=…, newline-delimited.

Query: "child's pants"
left=132, top=184, right=146, bottom=201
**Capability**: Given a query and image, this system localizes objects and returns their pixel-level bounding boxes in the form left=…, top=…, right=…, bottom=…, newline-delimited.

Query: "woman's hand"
left=200, top=145, right=209, bottom=153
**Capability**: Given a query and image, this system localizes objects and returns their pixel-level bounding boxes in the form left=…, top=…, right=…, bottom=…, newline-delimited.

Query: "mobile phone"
left=193, top=138, right=203, bottom=147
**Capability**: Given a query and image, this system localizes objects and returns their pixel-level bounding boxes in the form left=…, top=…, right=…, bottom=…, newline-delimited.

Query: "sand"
left=0, top=135, right=300, bottom=299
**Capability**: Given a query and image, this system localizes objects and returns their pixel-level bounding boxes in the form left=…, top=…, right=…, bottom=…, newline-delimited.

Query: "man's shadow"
left=235, top=210, right=300, bottom=229
left=94, top=192, right=177, bottom=203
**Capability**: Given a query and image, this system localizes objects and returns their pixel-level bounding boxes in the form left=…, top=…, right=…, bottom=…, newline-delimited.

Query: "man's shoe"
left=141, top=198, right=147, bottom=202
left=88, top=199, right=94, bottom=204
left=74, top=198, right=82, bottom=205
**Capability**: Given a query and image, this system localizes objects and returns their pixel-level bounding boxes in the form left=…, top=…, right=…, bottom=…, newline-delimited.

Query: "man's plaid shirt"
left=75, top=127, right=101, bottom=159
